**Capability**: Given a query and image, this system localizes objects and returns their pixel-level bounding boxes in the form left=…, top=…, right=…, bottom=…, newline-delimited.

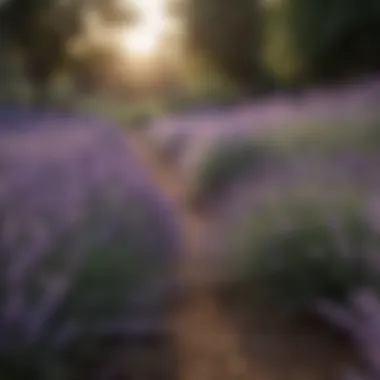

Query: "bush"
left=71, top=96, right=165, bottom=131
left=317, top=288, right=380, bottom=380
left=167, top=91, right=241, bottom=115
left=268, top=119, right=380, bottom=159
left=120, top=102, right=167, bottom=131
left=0, top=117, right=180, bottom=379
left=217, top=189, right=380, bottom=317
left=147, top=115, right=216, bottom=165
left=184, top=135, right=277, bottom=209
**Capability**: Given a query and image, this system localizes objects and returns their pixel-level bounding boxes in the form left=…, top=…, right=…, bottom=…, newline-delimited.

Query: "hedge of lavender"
left=183, top=135, right=280, bottom=210
left=146, top=75, right=380, bottom=166
left=172, top=117, right=380, bottom=216
left=209, top=181, right=380, bottom=380
left=213, top=184, right=380, bottom=315
left=145, top=113, right=227, bottom=166
left=0, top=115, right=181, bottom=379
left=317, top=288, right=380, bottom=380
left=199, top=117, right=380, bottom=379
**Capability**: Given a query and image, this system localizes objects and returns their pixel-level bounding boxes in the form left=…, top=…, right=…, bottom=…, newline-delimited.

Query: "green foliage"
left=0, top=0, right=137, bottom=106
left=269, top=0, right=380, bottom=84
left=0, top=123, right=179, bottom=378
left=222, top=190, right=380, bottom=317
left=268, top=119, right=380, bottom=156
left=187, top=137, right=275, bottom=208
left=72, top=95, right=166, bottom=130
left=263, top=2, right=307, bottom=85
left=186, top=0, right=262, bottom=88
left=174, top=49, right=244, bottom=111
left=0, top=1, right=72, bottom=88
left=167, top=91, right=240, bottom=115
left=0, top=208, right=158, bottom=379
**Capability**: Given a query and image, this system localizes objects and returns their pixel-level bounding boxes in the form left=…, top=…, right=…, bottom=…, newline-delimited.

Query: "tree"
left=70, top=44, right=130, bottom=94
left=278, top=0, right=380, bottom=83
left=0, top=0, right=137, bottom=107
left=185, top=0, right=263, bottom=90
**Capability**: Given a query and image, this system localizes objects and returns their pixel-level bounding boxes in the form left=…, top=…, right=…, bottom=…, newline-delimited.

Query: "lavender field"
left=0, top=116, right=181, bottom=379
left=139, top=75, right=380, bottom=380
left=1, top=75, right=380, bottom=380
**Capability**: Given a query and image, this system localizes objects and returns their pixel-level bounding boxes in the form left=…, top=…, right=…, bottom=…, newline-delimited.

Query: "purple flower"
left=0, top=114, right=181, bottom=377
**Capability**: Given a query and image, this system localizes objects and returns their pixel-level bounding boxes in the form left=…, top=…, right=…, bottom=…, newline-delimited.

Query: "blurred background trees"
left=266, top=0, right=380, bottom=86
left=0, top=0, right=379, bottom=108
left=0, top=0, right=137, bottom=107
left=184, top=0, right=380, bottom=92
left=185, top=0, right=263, bottom=93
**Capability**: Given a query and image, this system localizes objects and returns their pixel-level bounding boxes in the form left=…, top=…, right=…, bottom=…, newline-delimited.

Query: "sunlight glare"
left=127, top=27, right=159, bottom=57
left=124, top=0, right=167, bottom=58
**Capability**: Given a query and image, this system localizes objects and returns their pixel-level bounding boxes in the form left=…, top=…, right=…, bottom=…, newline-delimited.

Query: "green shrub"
left=267, top=119, right=380, bottom=157
left=219, top=190, right=380, bottom=317
left=0, top=204, right=160, bottom=379
left=71, top=96, right=165, bottom=130
left=166, top=85, right=241, bottom=115
left=186, top=136, right=277, bottom=209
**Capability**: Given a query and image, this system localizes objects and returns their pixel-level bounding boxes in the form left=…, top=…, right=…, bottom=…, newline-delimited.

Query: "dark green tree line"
left=183, top=0, right=380, bottom=90
left=281, top=0, right=380, bottom=83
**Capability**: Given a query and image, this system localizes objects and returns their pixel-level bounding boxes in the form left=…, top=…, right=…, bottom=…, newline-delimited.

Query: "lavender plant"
left=146, top=75, right=380, bottom=170
left=183, top=135, right=278, bottom=210
left=146, top=116, right=192, bottom=163
left=316, top=288, right=380, bottom=380
left=269, top=119, right=380, bottom=158
left=179, top=114, right=380, bottom=211
left=216, top=188, right=380, bottom=317
left=0, top=117, right=181, bottom=379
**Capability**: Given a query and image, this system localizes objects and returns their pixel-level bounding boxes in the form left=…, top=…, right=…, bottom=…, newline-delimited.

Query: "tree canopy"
left=0, top=0, right=137, bottom=106
left=185, top=0, right=263, bottom=89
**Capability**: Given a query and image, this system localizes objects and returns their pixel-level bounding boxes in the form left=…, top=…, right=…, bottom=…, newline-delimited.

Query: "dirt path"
left=127, top=132, right=254, bottom=380
left=127, top=130, right=358, bottom=380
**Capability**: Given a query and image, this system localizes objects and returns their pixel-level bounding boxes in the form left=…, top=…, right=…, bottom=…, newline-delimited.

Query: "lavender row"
left=146, top=75, right=380, bottom=170
left=0, top=116, right=181, bottom=379
left=141, top=77, right=380, bottom=379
